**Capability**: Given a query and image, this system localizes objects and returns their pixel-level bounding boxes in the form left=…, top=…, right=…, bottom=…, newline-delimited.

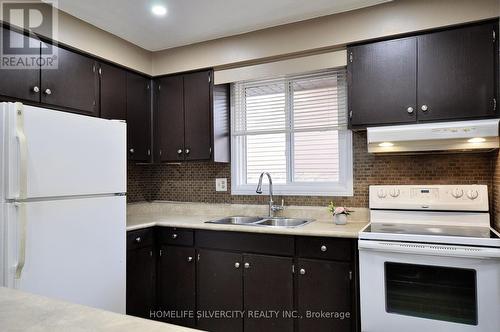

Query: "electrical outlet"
left=215, top=178, right=228, bottom=192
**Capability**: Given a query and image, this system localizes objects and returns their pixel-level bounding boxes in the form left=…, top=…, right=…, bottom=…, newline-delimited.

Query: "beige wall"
left=2, top=0, right=497, bottom=76
left=56, top=11, right=152, bottom=75
left=152, top=0, right=499, bottom=76
left=3, top=4, right=152, bottom=75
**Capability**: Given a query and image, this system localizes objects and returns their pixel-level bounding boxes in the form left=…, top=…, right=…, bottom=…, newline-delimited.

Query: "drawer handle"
left=299, top=268, right=306, bottom=275
left=135, top=237, right=142, bottom=243
left=187, top=256, right=193, bottom=263
left=234, top=262, right=240, bottom=269
left=244, top=262, right=250, bottom=269
left=321, top=245, right=327, bottom=252
left=171, top=233, right=178, bottom=239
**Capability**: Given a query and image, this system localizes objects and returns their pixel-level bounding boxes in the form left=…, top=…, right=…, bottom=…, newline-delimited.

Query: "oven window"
left=385, top=262, right=477, bottom=325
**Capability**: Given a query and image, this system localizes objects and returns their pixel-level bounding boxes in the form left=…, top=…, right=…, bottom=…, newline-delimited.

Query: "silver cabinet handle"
left=407, top=107, right=414, bottom=114
left=177, top=149, right=183, bottom=155
left=171, top=233, right=178, bottom=239
left=185, top=148, right=190, bottom=155
left=135, top=237, right=141, bottom=243
left=321, top=245, right=327, bottom=252
left=187, top=256, right=193, bottom=262
left=32, top=86, right=40, bottom=93
left=44, top=88, right=52, bottom=95
left=129, top=148, right=135, bottom=154
left=234, top=262, right=240, bottom=269
left=421, top=105, right=429, bottom=112
left=299, top=268, right=306, bottom=275
left=244, top=262, right=250, bottom=269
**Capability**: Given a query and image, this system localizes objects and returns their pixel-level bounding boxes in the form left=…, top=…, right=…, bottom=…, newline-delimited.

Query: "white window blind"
left=231, top=69, right=353, bottom=196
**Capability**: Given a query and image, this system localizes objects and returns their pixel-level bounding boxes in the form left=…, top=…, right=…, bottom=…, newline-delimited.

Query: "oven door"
left=359, top=240, right=500, bottom=332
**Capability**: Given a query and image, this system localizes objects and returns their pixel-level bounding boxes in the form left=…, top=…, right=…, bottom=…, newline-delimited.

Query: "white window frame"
left=230, top=69, right=353, bottom=197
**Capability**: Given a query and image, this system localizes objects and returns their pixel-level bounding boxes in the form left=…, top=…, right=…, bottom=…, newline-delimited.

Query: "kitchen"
left=0, top=0, right=499, bottom=331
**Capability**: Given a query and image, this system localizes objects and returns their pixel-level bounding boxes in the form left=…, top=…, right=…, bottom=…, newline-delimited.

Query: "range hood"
left=367, top=119, right=500, bottom=154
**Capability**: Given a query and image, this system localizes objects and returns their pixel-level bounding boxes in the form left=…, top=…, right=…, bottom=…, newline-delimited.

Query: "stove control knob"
left=377, top=189, right=387, bottom=198
left=389, top=189, right=400, bottom=198
left=466, top=190, right=479, bottom=200
left=451, top=188, right=464, bottom=198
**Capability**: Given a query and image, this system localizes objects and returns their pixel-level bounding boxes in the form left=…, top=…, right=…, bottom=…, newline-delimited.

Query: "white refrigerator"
left=0, top=102, right=126, bottom=313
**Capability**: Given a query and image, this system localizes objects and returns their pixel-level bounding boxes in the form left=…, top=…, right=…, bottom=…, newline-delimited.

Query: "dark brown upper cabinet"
left=99, top=62, right=127, bottom=120
left=0, top=26, right=41, bottom=103
left=155, top=69, right=229, bottom=163
left=127, top=72, right=151, bottom=162
left=184, top=71, right=212, bottom=160
left=348, top=37, right=417, bottom=127
left=348, top=20, right=499, bottom=128
left=156, top=74, right=185, bottom=162
left=41, top=43, right=99, bottom=116
left=417, top=22, right=498, bottom=122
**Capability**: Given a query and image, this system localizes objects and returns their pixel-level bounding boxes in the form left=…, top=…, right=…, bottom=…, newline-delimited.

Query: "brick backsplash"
left=128, top=132, right=496, bottom=224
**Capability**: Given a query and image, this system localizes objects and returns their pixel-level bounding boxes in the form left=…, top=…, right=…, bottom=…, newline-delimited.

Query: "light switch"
left=215, top=178, right=227, bottom=192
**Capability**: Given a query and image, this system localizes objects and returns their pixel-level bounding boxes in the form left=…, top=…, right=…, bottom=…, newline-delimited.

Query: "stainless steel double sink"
left=205, top=216, right=313, bottom=228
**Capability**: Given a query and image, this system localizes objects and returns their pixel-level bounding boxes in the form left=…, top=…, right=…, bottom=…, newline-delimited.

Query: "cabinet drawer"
left=297, top=237, right=352, bottom=261
left=158, top=227, right=194, bottom=246
left=127, top=228, right=154, bottom=250
left=196, top=230, right=294, bottom=256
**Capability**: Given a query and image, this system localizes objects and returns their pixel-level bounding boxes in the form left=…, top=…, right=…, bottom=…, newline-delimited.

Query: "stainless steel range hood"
left=367, top=119, right=500, bottom=154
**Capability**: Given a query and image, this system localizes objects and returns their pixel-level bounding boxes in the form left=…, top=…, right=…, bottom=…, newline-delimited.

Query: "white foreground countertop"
left=0, top=287, right=202, bottom=332
left=127, top=202, right=369, bottom=238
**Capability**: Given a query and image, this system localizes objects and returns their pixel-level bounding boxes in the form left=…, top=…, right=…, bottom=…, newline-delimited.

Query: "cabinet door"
left=127, top=72, right=151, bottom=162
left=197, top=249, right=243, bottom=332
left=184, top=70, right=212, bottom=160
left=100, top=63, right=126, bottom=120
left=126, top=246, right=155, bottom=319
left=41, top=44, right=98, bottom=116
left=349, top=37, right=417, bottom=127
left=0, top=27, right=40, bottom=102
left=156, top=75, right=184, bottom=161
left=297, top=259, right=352, bottom=332
left=243, top=254, right=294, bottom=332
left=417, top=22, right=497, bottom=121
left=158, top=245, right=196, bottom=327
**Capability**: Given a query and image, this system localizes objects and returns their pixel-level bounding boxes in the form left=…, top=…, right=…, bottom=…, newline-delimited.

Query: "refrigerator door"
left=2, top=102, right=126, bottom=200
left=4, top=196, right=126, bottom=313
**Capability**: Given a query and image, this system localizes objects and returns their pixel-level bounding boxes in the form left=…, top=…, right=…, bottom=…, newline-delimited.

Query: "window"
left=231, top=69, right=352, bottom=196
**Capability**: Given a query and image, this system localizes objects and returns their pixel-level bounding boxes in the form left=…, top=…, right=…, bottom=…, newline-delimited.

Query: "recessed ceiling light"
left=378, top=142, right=394, bottom=147
left=152, top=5, right=167, bottom=16
left=467, top=137, right=486, bottom=143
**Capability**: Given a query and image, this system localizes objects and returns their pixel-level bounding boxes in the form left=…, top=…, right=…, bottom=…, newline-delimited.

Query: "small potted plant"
left=327, top=202, right=353, bottom=225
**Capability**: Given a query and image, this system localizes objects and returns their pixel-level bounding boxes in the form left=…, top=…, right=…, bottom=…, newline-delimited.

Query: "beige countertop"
left=0, top=287, right=202, bottom=332
left=127, top=202, right=369, bottom=238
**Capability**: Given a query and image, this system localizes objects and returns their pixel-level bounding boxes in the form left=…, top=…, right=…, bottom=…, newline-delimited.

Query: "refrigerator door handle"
left=15, top=103, right=28, bottom=200
left=14, top=202, right=27, bottom=281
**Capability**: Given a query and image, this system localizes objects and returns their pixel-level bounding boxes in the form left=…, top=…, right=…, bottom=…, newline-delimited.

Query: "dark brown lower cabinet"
left=296, top=258, right=352, bottom=332
left=126, top=246, right=155, bottom=319
left=157, top=245, right=196, bottom=327
left=127, top=228, right=358, bottom=332
left=197, top=249, right=244, bottom=332
left=243, top=254, right=294, bottom=332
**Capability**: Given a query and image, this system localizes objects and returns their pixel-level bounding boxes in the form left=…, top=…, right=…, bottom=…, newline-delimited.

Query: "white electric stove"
left=359, top=185, right=500, bottom=332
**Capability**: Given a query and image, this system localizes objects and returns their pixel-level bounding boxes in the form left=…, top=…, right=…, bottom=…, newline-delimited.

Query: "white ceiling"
left=55, top=0, right=391, bottom=51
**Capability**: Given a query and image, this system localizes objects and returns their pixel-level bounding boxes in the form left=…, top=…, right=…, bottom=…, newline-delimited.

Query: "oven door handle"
left=359, top=240, right=500, bottom=259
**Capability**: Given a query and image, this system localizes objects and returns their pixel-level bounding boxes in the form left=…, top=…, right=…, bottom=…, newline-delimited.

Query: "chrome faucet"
left=256, top=172, right=284, bottom=217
